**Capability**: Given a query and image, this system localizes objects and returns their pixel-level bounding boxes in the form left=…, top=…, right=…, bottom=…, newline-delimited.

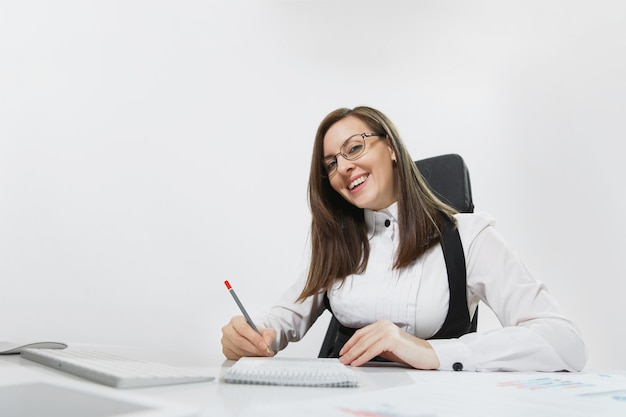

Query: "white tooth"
left=349, top=176, right=366, bottom=190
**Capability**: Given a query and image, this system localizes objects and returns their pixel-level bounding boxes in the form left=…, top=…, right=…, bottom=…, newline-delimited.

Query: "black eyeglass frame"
left=322, top=132, right=387, bottom=178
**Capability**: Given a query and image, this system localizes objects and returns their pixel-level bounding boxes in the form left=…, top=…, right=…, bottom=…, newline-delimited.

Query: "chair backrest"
left=318, top=153, right=474, bottom=358
left=415, top=153, right=474, bottom=213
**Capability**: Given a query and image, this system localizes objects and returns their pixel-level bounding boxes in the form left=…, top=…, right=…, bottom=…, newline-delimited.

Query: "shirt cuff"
left=428, top=338, right=475, bottom=371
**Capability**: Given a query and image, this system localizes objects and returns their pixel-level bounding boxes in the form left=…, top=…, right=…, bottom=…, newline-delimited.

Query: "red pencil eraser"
left=224, top=280, right=232, bottom=290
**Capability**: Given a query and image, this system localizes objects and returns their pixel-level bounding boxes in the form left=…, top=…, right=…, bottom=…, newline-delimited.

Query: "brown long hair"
left=297, top=106, right=457, bottom=301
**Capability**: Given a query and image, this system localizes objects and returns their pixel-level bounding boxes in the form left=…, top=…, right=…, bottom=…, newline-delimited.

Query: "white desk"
left=1, top=345, right=625, bottom=417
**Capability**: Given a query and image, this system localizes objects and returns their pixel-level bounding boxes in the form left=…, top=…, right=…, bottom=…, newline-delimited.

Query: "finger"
left=222, top=344, right=244, bottom=360
left=222, top=317, right=272, bottom=357
left=221, top=326, right=258, bottom=358
left=338, top=326, right=370, bottom=356
left=340, top=331, right=384, bottom=366
left=235, top=321, right=267, bottom=350
left=260, top=328, right=277, bottom=355
left=225, top=332, right=268, bottom=357
left=347, top=336, right=387, bottom=366
left=340, top=321, right=402, bottom=366
left=340, top=343, right=381, bottom=367
left=339, top=335, right=357, bottom=357
left=231, top=317, right=268, bottom=350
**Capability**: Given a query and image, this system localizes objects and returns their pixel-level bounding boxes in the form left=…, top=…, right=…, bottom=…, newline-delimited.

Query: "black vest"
left=318, top=215, right=477, bottom=359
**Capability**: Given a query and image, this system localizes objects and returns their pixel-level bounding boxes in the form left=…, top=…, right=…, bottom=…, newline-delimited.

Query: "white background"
left=1, top=0, right=624, bottom=370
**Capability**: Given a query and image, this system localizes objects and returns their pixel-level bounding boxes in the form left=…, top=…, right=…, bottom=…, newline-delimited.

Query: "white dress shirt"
left=258, top=203, right=587, bottom=372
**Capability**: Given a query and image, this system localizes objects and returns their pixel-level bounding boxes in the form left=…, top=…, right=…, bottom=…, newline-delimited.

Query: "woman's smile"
left=348, top=174, right=369, bottom=191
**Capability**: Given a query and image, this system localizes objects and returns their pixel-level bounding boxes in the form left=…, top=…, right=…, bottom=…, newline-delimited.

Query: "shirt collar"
left=364, top=201, right=399, bottom=239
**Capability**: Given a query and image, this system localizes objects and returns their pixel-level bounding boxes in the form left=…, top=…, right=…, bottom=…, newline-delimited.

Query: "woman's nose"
left=335, top=155, right=355, bottom=175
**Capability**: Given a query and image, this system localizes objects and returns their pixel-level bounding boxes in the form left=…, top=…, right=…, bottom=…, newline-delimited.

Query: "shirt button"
left=384, top=219, right=391, bottom=227
left=453, top=362, right=463, bottom=371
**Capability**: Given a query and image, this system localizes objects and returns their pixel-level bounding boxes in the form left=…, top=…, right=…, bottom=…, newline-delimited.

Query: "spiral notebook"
left=223, top=357, right=358, bottom=387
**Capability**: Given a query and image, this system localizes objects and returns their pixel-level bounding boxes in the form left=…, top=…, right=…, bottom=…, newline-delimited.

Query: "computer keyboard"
left=20, top=348, right=215, bottom=388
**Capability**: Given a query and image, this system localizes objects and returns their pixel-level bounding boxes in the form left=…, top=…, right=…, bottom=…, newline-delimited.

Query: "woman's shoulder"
left=452, top=211, right=497, bottom=240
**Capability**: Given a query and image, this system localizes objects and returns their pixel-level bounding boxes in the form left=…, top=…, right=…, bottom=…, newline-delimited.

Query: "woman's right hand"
left=221, top=315, right=276, bottom=360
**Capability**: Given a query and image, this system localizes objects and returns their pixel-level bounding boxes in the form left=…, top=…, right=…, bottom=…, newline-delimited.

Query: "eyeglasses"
left=322, top=132, right=386, bottom=178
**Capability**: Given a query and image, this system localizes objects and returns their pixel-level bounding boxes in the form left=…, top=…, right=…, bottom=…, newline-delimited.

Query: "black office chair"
left=318, top=153, right=475, bottom=358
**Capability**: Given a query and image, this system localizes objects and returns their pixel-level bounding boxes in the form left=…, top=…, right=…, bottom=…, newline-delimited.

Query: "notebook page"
left=223, top=357, right=358, bottom=387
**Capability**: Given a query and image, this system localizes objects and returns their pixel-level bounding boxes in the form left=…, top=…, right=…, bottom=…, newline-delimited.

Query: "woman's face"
left=323, top=116, right=397, bottom=211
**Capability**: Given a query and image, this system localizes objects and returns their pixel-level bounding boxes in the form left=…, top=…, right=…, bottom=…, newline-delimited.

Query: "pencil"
left=224, top=280, right=273, bottom=355
left=224, top=280, right=261, bottom=333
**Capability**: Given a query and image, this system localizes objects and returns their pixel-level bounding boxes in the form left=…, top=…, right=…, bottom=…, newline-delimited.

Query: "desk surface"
left=1, top=345, right=625, bottom=417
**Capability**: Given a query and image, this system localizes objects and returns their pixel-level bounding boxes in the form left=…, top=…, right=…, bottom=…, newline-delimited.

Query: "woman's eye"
left=325, top=159, right=337, bottom=172
left=347, top=144, right=363, bottom=155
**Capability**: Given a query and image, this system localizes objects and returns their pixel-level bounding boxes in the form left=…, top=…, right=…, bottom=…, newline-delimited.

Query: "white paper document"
left=239, top=371, right=626, bottom=417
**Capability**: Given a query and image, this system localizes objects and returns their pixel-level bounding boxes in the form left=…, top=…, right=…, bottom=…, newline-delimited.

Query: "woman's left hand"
left=338, top=320, right=440, bottom=370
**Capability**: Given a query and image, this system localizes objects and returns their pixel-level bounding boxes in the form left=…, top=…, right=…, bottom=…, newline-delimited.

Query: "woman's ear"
left=388, top=146, right=397, bottom=162
left=383, top=135, right=397, bottom=162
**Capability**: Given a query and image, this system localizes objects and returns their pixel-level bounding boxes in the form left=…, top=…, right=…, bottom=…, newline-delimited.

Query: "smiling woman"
left=3, top=0, right=622, bottom=372
left=221, top=106, right=588, bottom=373
left=322, top=132, right=386, bottom=179
left=323, top=124, right=394, bottom=211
